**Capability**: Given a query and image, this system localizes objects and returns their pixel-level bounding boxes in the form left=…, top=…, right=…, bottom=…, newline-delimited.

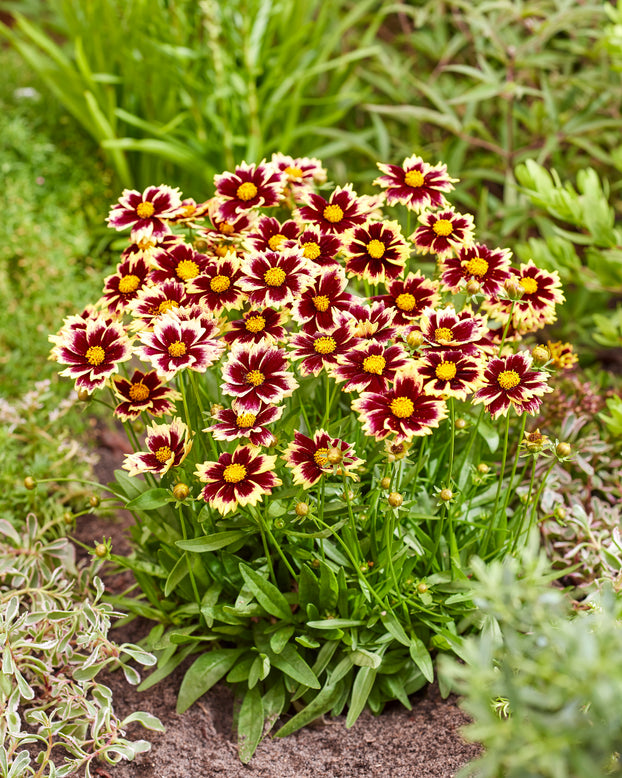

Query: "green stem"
left=179, top=508, right=201, bottom=605
left=511, top=458, right=536, bottom=554
left=482, top=411, right=512, bottom=556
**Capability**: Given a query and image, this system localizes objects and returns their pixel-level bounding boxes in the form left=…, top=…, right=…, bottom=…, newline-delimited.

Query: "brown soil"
left=72, top=425, right=481, bottom=778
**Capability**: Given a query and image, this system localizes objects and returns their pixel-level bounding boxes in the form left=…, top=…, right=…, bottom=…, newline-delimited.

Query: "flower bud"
left=477, top=463, right=490, bottom=474
left=439, top=488, right=453, bottom=502
left=380, top=477, right=391, bottom=490
left=532, top=344, right=550, bottom=366
left=327, top=446, right=343, bottom=465
left=193, top=238, right=209, bottom=252
left=172, top=483, right=190, bottom=501
left=24, top=476, right=36, bottom=490
left=63, top=511, right=74, bottom=525
left=388, top=491, right=403, bottom=508
left=417, top=582, right=429, bottom=594
left=77, top=388, right=91, bottom=402
left=556, top=441, right=571, bottom=458
left=465, top=279, right=481, bottom=295
left=311, top=558, right=321, bottom=568
left=94, top=543, right=108, bottom=558
left=295, top=502, right=310, bottom=517
left=274, top=518, right=285, bottom=530
left=523, top=429, right=549, bottom=453
left=406, top=330, right=425, bottom=349
left=504, top=278, right=524, bottom=299
left=554, top=505, right=566, bottom=521
left=210, top=403, right=224, bottom=418
left=89, top=495, right=100, bottom=508
left=455, top=418, right=467, bottom=430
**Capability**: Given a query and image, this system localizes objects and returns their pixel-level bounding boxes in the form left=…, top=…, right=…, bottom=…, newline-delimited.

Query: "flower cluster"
left=50, top=153, right=564, bottom=516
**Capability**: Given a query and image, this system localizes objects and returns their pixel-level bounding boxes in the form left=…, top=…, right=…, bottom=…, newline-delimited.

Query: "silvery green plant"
left=0, top=515, right=162, bottom=778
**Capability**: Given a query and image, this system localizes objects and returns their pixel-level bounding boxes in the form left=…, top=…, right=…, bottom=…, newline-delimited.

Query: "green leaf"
left=239, top=564, right=291, bottom=621
left=238, top=686, right=264, bottom=763
left=164, top=554, right=189, bottom=597
left=269, top=625, right=295, bottom=654
left=274, top=683, right=341, bottom=737
left=381, top=612, right=410, bottom=647
left=268, top=644, right=320, bottom=689
left=177, top=649, right=244, bottom=713
left=298, top=564, right=319, bottom=609
left=176, top=530, right=249, bottom=552
left=346, top=666, right=377, bottom=728
left=476, top=416, right=499, bottom=453
left=307, top=619, right=364, bottom=629
left=125, top=488, right=173, bottom=511
left=121, top=711, right=165, bottom=731
left=248, top=654, right=270, bottom=689
left=409, top=636, right=434, bottom=683
left=319, top=561, right=338, bottom=612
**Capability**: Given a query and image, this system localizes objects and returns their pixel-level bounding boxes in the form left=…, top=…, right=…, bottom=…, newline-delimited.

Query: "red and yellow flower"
left=221, top=342, right=298, bottom=412
left=415, top=349, right=485, bottom=400
left=297, top=185, right=374, bottom=235
left=247, top=215, right=300, bottom=253
left=271, top=152, right=327, bottom=200
left=472, top=352, right=552, bottom=418
left=333, top=341, right=410, bottom=393
left=296, top=225, right=343, bottom=269
left=101, top=254, right=151, bottom=315
left=238, top=247, right=317, bottom=308
left=289, top=317, right=360, bottom=376
left=290, top=268, right=355, bottom=332
left=128, top=279, right=191, bottom=330
left=223, top=307, right=288, bottom=345
left=352, top=372, right=448, bottom=442
left=205, top=401, right=283, bottom=448
left=440, top=243, right=512, bottom=297
left=214, top=160, right=285, bottom=220
left=112, top=369, right=180, bottom=421
left=187, top=252, right=246, bottom=313
left=123, top=417, right=192, bottom=476
left=411, top=208, right=475, bottom=258
left=195, top=445, right=281, bottom=515
left=418, top=306, right=486, bottom=353
left=282, top=430, right=363, bottom=488
left=149, top=242, right=211, bottom=287
left=344, top=301, right=400, bottom=344
left=343, top=219, right=410, bottom=283
left=372, top=272, right=440, bottom=327
left=107, top=185, right=182, bottom=240
left=374, top=155, right=456, bottom=212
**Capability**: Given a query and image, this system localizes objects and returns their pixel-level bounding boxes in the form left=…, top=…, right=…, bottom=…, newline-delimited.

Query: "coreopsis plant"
left=49, top=153, right=570, bottom=760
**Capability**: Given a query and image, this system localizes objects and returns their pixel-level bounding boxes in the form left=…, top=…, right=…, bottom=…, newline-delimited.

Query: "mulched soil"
left=70, top=424, right=481, bottom=778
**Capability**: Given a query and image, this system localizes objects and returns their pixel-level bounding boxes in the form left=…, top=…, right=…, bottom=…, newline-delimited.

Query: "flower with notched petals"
left=107, top=185, right=182, bottom=240
left=50, top=316, right=133, bottom=392
left=247, top=215, right=300, bottom=253
left=333, top=341, right=410, bottom=393
left=352, top=372, right=448, bottom=442
left=187, top=252, right=246, bottom=313
left=101, top=255, right=151, bottom=314
left=282, top=430, right=363, bottom=489
left=271, top=152, right=327, bottom=199
left=296, top=225, right=343, bottom=270
left=238, top=247, right=318, bottom=308
left=343, top=301, right=400, bottom=344
left=440, top=243, right=512, bottom=298
left=415, top=349, right=485, bottom=400
left=372, top=272, right=440, bottom=327
left=112, top=369, right=180, bottom=421
left=214, top=160, right=285, bottom=220
left=199, top=200, right=257, bottom=253
left=205, top=401, right=283, bottom=447
left=418, top=306, right=486, bottom=353
left=411, top=208, right=475, bottom=258
left=195, top=445, right=281, bottom=515
left=123, top=417, right=191, bottom=476
left=374, top=155, right=456, bottom=213
left=297, top=185, right=374, bottom=235
left=291, top=268, right=355, bottom=332
left=128, top=279, right=192, bottom=330
left=289, top=318, right=360, bottom=377
left=472, top=351, right=552, bottom=419
left=223, top=307, right=288, bottom=346
left=343, top=219, right=410, bottom=284
left=149, top=242, right=211, bottom=287
left=137, top=311, right=224, bottom=380
left=166, top=198, right=211, bottom=224
left=221, top=342, right=298, bottom=412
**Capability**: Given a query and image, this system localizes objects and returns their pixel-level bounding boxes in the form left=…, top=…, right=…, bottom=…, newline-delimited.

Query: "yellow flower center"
left=168, top=340, right=187, bottom=357
left=498, top=370, right=520, bottom=390
left=314, top=336, right=337, bottom=354
left=158, top=299, right=179, bottom=314
left=395, top=293, right=417, bottom=312
left=137, top=236, right=156, bottom=250
left=390, top=396, right=414, bottom=418
left=118, top=274, right=140, bottom=294
left=433, top=219, right=453, bottom=237
left=155, top=446, right=173, bottom=464
left=219, top=222, right=235, bottom=235
left=176, top=260, right=199, bottom=281
left=434, top=327, right=453, bottom=343
left=404, top=169, right=425, bottom=187
left=435, top=361, right=457, bottom=381
left=312, top=295, right=330, bottom=312
left=86, top=346, right=105, bottom=366
left=215, top=244, right=230, bottom=257
left=245, top=315, right=266, bottom=333
left=302, top=241, right=321, bottom=260
left=129, top=382, right=150, bottom=401
left=284, top=165, right=303, bottom=178
left=136, top=201, right=155, bottom=219
left=264, top=267, right=287, bottom=287
left=223, top=463, right=247, bottom=483
left=314, top=447, right=329, bottom=467
left=323, top=204, right=344, bottom=223
left=210, top=274, right=231, bottom=293
left=367, top=239, right=386, bottom=259
left=236, top=182, right=258, bottom=201
left=236, top=412, right=257, bottom=428
left=363, top=355, right=386, bottom=374
left=246, top=369, right=265, bottom=386
left=519, top=276, right=538, bottom=295
left=268, top=233, right=287, bottom=251
left=465, top=256, right=489, bottom=277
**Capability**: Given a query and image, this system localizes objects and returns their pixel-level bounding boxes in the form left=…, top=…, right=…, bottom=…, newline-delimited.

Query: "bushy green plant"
left=440, top=548, right=622, bottom=777
left=0, top=514, right=162, bottom=778
left=44, top=152, right=573, bottom=759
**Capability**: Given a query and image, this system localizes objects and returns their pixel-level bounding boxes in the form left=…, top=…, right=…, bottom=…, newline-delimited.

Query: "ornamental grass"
left=46, top=153, right=572, bottom=761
